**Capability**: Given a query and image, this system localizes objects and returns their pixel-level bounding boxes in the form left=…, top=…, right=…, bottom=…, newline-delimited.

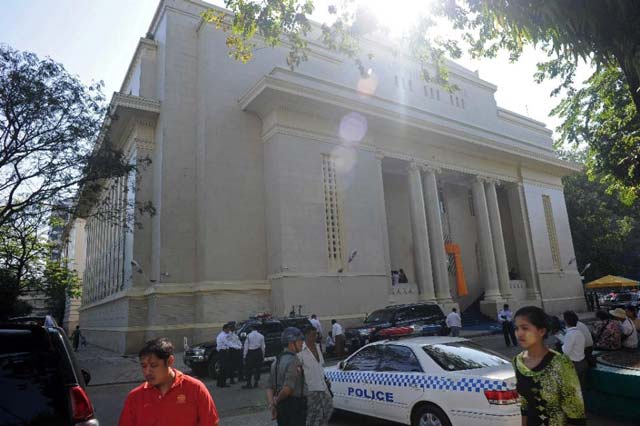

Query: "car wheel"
left=207, top=357, right=220, bottom=379
left=412, top=404, right=451, bottom=426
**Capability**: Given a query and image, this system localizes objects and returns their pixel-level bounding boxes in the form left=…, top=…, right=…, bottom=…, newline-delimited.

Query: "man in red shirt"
left=119, top=337, right=219, bottom=426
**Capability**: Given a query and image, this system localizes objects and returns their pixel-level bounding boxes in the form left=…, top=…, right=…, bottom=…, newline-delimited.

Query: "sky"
left=0, top=0, right=590, bottom=133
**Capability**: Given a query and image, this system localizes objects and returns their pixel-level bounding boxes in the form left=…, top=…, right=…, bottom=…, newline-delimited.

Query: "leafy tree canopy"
left=0, top=45, right=134, bottom=228
left=203, top=0, right=640, bottom=200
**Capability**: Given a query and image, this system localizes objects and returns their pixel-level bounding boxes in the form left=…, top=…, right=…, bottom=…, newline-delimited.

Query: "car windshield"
left=422, top=341, right=510, bottom=371
left=364, top=309, right=394, bottom=323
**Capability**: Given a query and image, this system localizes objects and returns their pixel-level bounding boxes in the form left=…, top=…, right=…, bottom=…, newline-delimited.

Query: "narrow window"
left=423, top=85, right=428, bottom=97
left=430, top=87, right=434, bottom=98
left=542, top=195, right=561, bottom=270
left=468, top=189, right=475, bottom=216
left=322, top=155, right=344, bottom=271
left=455, top=96, right=460, bottom=107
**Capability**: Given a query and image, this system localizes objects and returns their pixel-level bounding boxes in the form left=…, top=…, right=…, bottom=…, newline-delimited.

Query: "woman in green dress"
left=513, top=306, right=586, bottom=426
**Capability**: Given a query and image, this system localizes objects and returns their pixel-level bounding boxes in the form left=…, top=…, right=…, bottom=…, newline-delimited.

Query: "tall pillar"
left=407, top=162, right=436, bottom=302
left=485, top=179, right=512, bottom=299
left=510, top=183, right=540, bottom=300
left=471, top=177, right=501, bottom=301
left=421, top=166, right=452, bottom=303
left=374, top=153, right=393, bottom=298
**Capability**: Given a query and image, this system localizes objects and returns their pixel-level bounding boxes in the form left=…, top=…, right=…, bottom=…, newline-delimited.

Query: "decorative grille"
left=542, top=195, right=561, bottom=270
left=322, top=155, right=344, bottom=271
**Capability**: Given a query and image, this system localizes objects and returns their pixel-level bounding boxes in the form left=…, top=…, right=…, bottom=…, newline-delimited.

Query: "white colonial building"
left=78, top=0, right=585, bottom=353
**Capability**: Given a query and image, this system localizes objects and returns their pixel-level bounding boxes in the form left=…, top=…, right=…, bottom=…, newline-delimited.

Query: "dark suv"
left=345, top=303, right=447, bottom=352
left=184, top=316, right=312, bottom=378
left=0, top=323, right=99, bottom=425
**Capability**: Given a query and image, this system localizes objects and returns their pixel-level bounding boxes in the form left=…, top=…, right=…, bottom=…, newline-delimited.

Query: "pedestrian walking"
left=561, top=311, right=588, bottom=389
left=71, top=325, right=82, bottom=352
left=266, top=327, right=307, bottom=426
left=226, top=322, right=243, bottom=384
left=243, top=326, right=265, bottom=389
left=331, top=319, right=345, bottom=357
left=498, top=304, right=518, bottom=347
left=513, top=306, right=585, bottom=426
left=118, top=337, right=219, bottom=426
left=216, top=323, right=230, bottom=387
left=299, top=326, right=333, bottom=426
left=445, top=307, right=462, bottom=337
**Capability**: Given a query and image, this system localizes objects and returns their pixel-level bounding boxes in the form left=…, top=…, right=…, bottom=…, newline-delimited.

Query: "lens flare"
left=339, top=112, right=368, bottom=144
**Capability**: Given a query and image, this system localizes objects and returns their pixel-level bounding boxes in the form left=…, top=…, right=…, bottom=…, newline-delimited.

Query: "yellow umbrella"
left=585, top=275, right=639, bottom=289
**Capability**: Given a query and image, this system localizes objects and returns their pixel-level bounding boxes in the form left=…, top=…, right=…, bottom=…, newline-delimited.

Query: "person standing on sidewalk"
left=309, top=314, right=323, bottom=349
left=562, top=311, right=588, bottom=389
left=243, top=326, right=265, bottom=389
left=216, top=324, right=230, bottom=387
left=226, top=322, right=243, bottom=384
left=299, top=326, right=333, bottom=426
left=119, top=337, right=219, bottom=426
left=71, top=325, right=82, bottom=352
left=267, top=327, right=307, bottom=426
left=513, top=306, right=585, bottom=426
left=331, top=319, right=345, bottom=357
left=446, top=308, right=462, bottom=337
left=498, top=304, right=518, bottom=347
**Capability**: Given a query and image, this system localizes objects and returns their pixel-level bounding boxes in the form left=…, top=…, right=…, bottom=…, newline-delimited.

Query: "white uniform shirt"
left=216, top=331, right=229, bottom=351
left=621, top=318, right=638, bottom=348
left=562, top=327, right=586, bottom=362
left=576, top=321, right=594, bottom=347
left=446, top=312, right=462, bottom=328
left=226, top=331, right=243, bottom=350
left=497, top=309, right=513, bottom=323
left=310, top=318, right=323, bottom=335
left=326, top=334, right=335, bottom=347
left=332, top=322, right=343, bottom=337
left=243, top=330, right=266, bottom=358
left=298, top=342, right=327, bottom=392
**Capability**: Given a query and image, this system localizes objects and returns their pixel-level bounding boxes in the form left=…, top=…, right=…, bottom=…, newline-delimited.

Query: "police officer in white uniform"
left=243, top=326, right=266, bottom=389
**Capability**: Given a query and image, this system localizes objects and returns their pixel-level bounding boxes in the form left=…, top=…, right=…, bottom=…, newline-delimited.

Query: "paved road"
left=87, top=334, right=634, bottom=426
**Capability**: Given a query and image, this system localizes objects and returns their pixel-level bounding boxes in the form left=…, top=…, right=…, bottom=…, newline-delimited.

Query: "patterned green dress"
left=514, top=349, right=586, bottom=425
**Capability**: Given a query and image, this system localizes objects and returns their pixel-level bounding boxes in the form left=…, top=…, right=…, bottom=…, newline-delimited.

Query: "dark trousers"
left=502, top=321, right=517, bottom=346
left=217, top=350, right=229, bottom=386
left=245, top=349, right=263, bottom=385
left=276, top=396, right=307, bottom=426
left=229, top=348, right=243, bottom=381
left=573, top=358, right=588, bottom=389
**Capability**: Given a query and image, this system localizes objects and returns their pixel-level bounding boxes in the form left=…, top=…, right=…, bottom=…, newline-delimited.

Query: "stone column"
left=510, top=183, right=541, bottom=299
left=407, top=162, right=436, bottom=302
left=421, top=165, right=452, bottom=303
left=471, top=177, right=501, bottom=301
left=485, top=179, right=512, bottom=299
left=374, top=153, right=393, bottom=299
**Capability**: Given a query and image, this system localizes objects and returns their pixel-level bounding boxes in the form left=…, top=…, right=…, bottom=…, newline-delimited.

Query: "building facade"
left=79, top=0, right=586, bottom=353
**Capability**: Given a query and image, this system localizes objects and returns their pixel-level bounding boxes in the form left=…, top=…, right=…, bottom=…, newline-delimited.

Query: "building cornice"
left=242, top=69, right=579, bottom=176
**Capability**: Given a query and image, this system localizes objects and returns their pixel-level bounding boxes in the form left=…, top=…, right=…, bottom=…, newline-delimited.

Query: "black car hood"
left=346, top=321, right=391, bottom=331
left=190, top=340, right=217, bottom=350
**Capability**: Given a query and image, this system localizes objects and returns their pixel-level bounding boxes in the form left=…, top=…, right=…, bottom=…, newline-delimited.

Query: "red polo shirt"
left=118, top=369, right=219, bottom=426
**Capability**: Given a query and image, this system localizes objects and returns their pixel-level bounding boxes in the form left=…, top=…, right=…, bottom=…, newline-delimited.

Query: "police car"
left=325, top=336, right=520, bottom=426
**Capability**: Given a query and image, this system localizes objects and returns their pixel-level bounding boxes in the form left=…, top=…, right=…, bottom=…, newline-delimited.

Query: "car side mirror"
left=81, top=368, right=91, bottom=385
left=338, top=361, right=345, bottom=370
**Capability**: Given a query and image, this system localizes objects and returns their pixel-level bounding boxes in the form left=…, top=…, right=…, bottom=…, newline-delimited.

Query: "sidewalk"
left=76, top=343, right=189, bottom=386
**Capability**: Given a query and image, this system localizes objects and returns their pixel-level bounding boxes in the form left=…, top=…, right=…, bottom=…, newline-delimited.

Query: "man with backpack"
left=266, top=327, right=307, bottom=426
